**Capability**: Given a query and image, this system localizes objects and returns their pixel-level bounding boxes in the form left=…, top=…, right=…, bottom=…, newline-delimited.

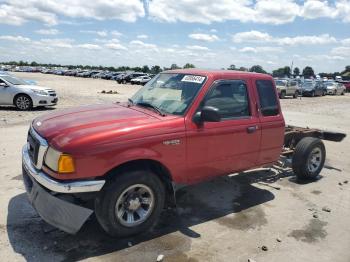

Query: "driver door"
left=185, top=79, right=261, bottom=183
left=0, top=79, right=12, bottom=105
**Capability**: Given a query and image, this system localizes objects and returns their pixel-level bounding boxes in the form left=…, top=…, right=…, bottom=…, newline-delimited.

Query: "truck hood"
left=33, top=104, right=160, bottom=150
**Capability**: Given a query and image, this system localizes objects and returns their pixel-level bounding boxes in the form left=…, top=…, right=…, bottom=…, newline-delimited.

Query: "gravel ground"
left=0, top=72, right=349, bottom=262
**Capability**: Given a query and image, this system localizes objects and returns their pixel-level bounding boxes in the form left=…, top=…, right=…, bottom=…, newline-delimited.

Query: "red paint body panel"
left=33, top=70, right=285, bottom=184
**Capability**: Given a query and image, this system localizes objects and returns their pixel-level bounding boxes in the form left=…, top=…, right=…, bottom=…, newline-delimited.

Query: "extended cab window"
left=256, top=80, right=279, bottom=116
left=203, top=80, right=250, bottom=119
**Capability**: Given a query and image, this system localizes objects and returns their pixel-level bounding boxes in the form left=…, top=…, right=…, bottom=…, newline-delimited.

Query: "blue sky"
left=0, top=0, right=350, bottom=73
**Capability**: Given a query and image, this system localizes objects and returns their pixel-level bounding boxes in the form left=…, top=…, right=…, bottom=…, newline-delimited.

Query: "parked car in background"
left=337, top=80, right=350, bottom=92
left=117, top=72, right=147, bottom=84
left=275, top=79, right=299, bottom=98
left=0, top=74, right=58, bottom=110
left=325, top=81, right=345, bottom=95
left=301, top=80, right=326, bottom=97
left=130, top=75, right=152, bottom=85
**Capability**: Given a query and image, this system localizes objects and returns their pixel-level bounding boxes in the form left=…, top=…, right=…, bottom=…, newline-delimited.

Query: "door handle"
left=247, top=125, right=258, bottom=134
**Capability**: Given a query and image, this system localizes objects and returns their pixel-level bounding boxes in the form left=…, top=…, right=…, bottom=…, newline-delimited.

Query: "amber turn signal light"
left=58, top=154, right=75, bottom=173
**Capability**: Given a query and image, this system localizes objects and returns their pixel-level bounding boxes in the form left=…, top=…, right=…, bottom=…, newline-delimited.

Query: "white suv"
left=0, top=74, right=58, bottom=110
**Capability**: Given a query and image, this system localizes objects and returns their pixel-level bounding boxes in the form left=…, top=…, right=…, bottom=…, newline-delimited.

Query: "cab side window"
left=256, top=80, right=279, bottom=116
left=203, top=80, right=250, bottom=119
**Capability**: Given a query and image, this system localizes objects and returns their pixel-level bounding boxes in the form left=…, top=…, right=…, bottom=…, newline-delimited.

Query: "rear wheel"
left=293, top=91, right=298, bottom=98
left=292, top=137, right=326, bottom=180
left=14, top=94, right=33, bottom=111
left=95, top=170, right=165, bottom=237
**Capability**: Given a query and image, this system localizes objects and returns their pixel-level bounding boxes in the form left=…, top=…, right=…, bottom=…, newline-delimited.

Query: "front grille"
left=27, top=127, right=48, bottom=169
left=27, top=130, right=40, bottom=166
left=47, top=90, right=57, bottom=97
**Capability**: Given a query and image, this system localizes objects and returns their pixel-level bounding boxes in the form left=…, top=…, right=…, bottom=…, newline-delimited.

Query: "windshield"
left=1, top=75, right=27, bottom=85
left=131, top=73, right=206, bottom=115
left=275, top=80, right=286, bottom=86
left=302, top=82, right=314, bottom=87
left=325, top=82, right=335, bottom=86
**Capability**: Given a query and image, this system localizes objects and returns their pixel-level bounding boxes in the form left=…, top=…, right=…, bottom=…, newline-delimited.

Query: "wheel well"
left=104, top=159, right=176, bottom=207
left=13, top=93, right=32, bottom=105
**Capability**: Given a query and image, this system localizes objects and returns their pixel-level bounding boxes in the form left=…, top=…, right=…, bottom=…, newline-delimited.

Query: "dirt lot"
left=0, top=72, right=349, bottom=262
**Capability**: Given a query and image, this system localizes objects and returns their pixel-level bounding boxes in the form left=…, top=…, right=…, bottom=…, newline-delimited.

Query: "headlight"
left=31, top=89, right=48, bottom=96
left=45, top=147, right=75, bottom=173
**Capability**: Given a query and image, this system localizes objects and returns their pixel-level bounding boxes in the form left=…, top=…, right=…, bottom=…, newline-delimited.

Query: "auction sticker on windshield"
left=181, top=75, right=205, bottom=84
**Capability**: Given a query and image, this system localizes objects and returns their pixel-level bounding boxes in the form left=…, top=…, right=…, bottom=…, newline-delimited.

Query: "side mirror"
left=0, top=82, right=8, bottom=87
left=193, top=106, right=221, bottom=124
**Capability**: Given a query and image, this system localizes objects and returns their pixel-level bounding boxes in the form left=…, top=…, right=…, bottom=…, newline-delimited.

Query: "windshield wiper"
left=136, top=102, right=166, bottom=116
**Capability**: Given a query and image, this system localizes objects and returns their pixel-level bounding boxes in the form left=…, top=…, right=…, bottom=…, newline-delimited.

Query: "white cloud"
left=80, top=30, right=108, bottom=37
left=238, top=46, right=284, bottom=54
left=301, top=0, right=337, bottom=19
left=105, top=43, right=127, bottom=50
left=39, top=38, right=74, bottom=48
left=111, top=30, right=122, bottom=37
left=1, top=0, right=144, bottom=26
left=137, top=34, right=148, bottom=39
left=0, top=35, right=31, bottom=42
left=35, top=28, right=59, bottom=35
left=331, top=46, right=350, bottom=57
left=232, top=31, right=337, bottom=46
left=341, top=38, right=350, bottom=45
left=232, top=31, right=272, bottom=43
left=0, top=3, right=57, bottom=26
left=130, top=40, right=158, bottom=50
left=253, top=0, right=301, bottom=25
left=189, top=33, right=219, bottom=42
left=336, top=0, right=350, bottom=23
left=186, top=45, right=209, bottom=51
left=149, top=0, right=350, bottom=25
left=76, top=44, right=101, bottom=50
left=239, top=47, right=257, bottom=53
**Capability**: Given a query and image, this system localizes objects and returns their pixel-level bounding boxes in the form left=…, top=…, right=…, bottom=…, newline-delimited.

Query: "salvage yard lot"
left=0, top=72, right=349, bottom=262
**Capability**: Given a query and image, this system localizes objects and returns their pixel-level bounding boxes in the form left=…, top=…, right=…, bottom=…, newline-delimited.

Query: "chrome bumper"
left=22, top=145, right=105, bottom=193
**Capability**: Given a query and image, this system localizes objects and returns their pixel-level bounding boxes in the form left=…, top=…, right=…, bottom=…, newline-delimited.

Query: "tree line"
left=1, top=61, right=350, bottom=79
left=0, top=61, right=195, bottom=74
left=227, top=64, right=350, bottom=79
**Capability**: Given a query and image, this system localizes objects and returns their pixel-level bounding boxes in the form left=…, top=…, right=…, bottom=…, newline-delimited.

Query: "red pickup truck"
left=22, top=70, right=345, bottom=237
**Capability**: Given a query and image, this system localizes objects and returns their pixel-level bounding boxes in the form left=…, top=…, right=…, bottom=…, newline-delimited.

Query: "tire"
left=292, top=137, right=326, bottom=180
left=280, top=91, right=286, bottom=99
left=311, top=91, right=315, bottom=97
left=122, top=80, right=127, bottom=84
left=293, top=91, right=298, bottom=98
left=14, top=94, right=33, bottom=111
left=95, top=170, right=165, bottom=237
left=341, top=91, right=345, bottom=95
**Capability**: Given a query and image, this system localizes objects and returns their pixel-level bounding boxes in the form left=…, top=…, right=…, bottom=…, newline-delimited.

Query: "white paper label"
left=181, top=75, right=205, bottom=84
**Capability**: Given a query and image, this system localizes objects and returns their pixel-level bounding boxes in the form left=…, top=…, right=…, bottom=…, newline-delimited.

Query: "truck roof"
left=163, top=69, right=272, bottom=80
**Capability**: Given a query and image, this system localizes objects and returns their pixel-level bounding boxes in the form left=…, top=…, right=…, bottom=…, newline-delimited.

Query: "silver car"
left=0, top=74, right=58, bottom=110
left=324, top=81, right=345, bottom=95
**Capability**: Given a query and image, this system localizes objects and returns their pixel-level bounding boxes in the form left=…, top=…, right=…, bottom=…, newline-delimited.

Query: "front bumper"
left=302, top=90, right=314, bottom=96
left=32, top=95, right=58, bottom=106
left=326, top=89, right=335, bottom=94
left=22, top=145, right=105, bottom=193
left=22, top=145, right=105, bottom=234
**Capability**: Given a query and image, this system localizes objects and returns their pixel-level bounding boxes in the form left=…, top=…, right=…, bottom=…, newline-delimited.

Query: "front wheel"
left=14, top=94, right=33, bottom=111
left=292, top=137, right=326, bottom=180
left=95, top=170, right=165, bottom=237
left=280, top=91, right=286, bottom=99
left=293, top=91, right=298, bottom=98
